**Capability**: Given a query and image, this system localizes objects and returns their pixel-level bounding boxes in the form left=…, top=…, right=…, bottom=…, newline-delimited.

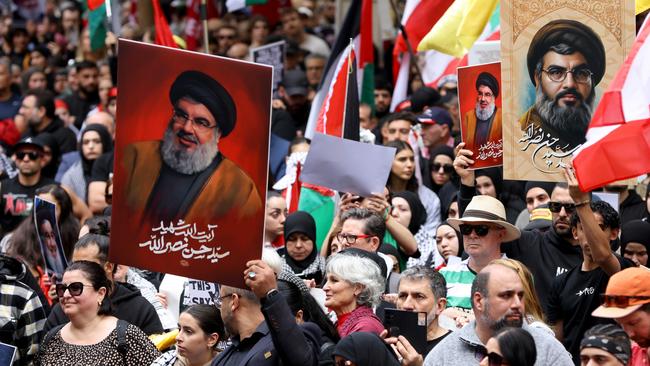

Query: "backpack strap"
left=116, top=319, right=129, bottom=354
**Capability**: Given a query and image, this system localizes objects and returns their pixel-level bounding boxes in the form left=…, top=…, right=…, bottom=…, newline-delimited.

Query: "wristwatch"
left=262, top=288, right=279, bottom=303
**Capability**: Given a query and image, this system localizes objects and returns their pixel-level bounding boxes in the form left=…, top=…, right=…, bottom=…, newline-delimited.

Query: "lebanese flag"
left=183, top=0, right=201, bottom=51
left=152, top=0, right=178, bottom=48
left=305, top=0, right=365, bottom=141
left=573, top=18, right=650, bottom=191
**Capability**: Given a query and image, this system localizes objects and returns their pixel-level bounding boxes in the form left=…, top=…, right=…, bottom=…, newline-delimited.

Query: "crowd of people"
left=0, top=0, right=650, bottom=365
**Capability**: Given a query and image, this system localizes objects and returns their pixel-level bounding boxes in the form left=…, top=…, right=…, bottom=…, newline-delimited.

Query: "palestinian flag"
left=87, top=2, right=107, bottom=51
left=87, top=0, right=104, bottom=11
left=305, top=0, right=369, bottom=141
left=226, top=0, right=267, bottom=12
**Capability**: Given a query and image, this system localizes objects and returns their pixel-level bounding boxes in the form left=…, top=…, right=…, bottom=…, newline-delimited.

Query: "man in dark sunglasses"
left=454, top=147, right=584, bottom=314
left=546, top=199, right=632, bottom=364
left=424, top=263, right=573, bottom=365
left=593, top=268, right=650, bottom=365
left=0, top=137, right=55, bottom=234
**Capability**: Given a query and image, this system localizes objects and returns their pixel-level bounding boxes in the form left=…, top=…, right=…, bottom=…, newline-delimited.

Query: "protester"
left=390, top=191, right=435, bottom=268
left=264, top=191, right=287, bottom=248
left=282, top=211, right=326, bottom=284
left=426, top=145, right=456, bottom=193
left=433, top=221, right=462, bottom=270
left=323, top=249, right=385, bottom=338
left=425, top=262, right=573, bottom=365
left=0, top=254, right=47, bottom=365
left=333, top=332, right=400, bottom=366
left=152, top=304, right=224, bottom=366
left=579, top=324, right=631, bottom=366
left=61, top=124, right=112, bottom=201
left=44, top=232, right=164, bottom=335
left=592, top=267, right=650, bottom=365
left=385, top=140, right=441, bottom=233
left=479, top=327, right=537, bottom=366
left=620, top=219, right=650, bottom=267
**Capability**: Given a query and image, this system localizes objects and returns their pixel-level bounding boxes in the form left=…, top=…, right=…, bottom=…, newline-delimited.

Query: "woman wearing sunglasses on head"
left=151, top=304, right=224, bottom=366
left=36, top=260, right=160, bottom=365
left=479, top=327, right=537, bottom=366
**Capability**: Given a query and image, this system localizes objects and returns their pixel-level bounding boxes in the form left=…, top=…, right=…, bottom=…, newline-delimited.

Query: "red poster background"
left=111, top=40, right=271, bottom=288
left=457, top=62, right=502, bottom=169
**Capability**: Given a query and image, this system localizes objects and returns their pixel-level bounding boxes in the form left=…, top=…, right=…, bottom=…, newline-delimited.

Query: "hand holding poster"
left=111, top=40, right=272, bottom=288
left=501, top=0, right=635, bottom=181
left=457, top=62, right=502, bottom=169
left=34, top=197, right=67, bottom=276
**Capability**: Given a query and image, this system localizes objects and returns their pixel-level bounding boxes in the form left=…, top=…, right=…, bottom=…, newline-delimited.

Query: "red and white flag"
left=573, top=18, right=650, bottom=191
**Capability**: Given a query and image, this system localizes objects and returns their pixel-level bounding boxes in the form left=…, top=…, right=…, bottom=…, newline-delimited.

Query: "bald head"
left=86, top=111, right=115, bottom=137
left=472, top=262, right=525, bottom=332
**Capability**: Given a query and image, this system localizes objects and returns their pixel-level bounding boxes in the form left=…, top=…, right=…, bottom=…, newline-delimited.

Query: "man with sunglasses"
left=441, top=195, right=521, bottom=313
left=593, top=267, right=650, bottom=366
left=546, top=194, right=632, bottom=363
left=121, top=70, right=262, bottom=229
left=425, top=262, right=573, bottom=365
left=0, top=137, right=55, bottom=235
left=454, top=145, right=584, bottom=315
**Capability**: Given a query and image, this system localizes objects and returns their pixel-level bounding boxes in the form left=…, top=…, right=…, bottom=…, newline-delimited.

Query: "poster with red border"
left=111, top=40, right=271, bottom=288
left=458, top=62, right=502, bottom=169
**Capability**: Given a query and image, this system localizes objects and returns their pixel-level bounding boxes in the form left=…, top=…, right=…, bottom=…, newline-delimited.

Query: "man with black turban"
left=519, top=19, right=606, bottom=152
left=121, top=70, right=262, bottom=226
left=464, top=71, right=501, bottom=153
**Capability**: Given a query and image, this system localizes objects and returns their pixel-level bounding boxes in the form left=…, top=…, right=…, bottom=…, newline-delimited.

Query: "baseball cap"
left=13, top=137, right=45, bottom=153
left=417, top=107, right=452, bottom=129
left=592, top=267, right=650, bottom=318
left=523, top=203, right=552, bottom=231
left=282, top=69, right=308, bottom=96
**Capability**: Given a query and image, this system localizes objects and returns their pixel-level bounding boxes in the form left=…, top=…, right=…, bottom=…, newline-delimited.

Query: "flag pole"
left=201, top=0, right=209, bottom=53
left=387, top=0, right=423, bottom=82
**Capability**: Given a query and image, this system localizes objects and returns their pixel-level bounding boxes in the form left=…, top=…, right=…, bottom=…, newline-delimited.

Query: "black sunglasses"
left=16, top=151, right=41, bottom=160
left=548, top=201, right=576, bottom=214
left=459, top=224, right=491, bottom=237
left=487, top=352, right=506, bottom=366
left=432, top=162, right=454, bottom=174
left=55, top=282, right=93, bottom=298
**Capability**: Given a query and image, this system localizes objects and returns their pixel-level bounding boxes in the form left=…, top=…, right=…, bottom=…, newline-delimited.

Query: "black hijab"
left=283, top=211, right=318, bottom=273
left=333, top=332, right=401, bottom=366
left=80, top=124, right=113, bottom=180
left=34, top=133, right=60, bottom=180
left=393, top=191, right=426, bottom=235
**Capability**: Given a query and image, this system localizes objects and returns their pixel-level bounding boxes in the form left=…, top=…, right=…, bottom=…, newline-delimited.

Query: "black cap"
left=14, top=137, right=45, bottom=153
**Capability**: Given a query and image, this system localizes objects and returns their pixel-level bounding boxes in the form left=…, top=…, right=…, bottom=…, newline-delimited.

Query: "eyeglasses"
left=542, top=66, right=593, bottom=84
left=55, top=282, right=94, bottom=298
left=336, top=232, right=373, bottom=245
left=335, top=360, right=352, bottom=366
left=214, top=293, right=235, bottom=309
left=16, top=151, right=41, bottom=160
left=548, top=201, right=576, bottom=214
left=171, top=108, right=217, bottom=133
left=600, top=295, right=650, bottom=308
left=459, top=224, right=491, bottom=237
left=432, top=163, right=454, bottom=174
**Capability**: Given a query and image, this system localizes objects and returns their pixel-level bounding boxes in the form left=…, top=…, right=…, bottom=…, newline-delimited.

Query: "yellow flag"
left=638, top=0, right=650, bottom=14
left=417, top=0, right=498, bottom=57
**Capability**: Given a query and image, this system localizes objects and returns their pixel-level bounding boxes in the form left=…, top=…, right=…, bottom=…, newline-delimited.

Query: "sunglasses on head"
left=432, top=162, right=454, bottom=174
left=459, top=224, right=491, bottom=237
left=548, top=201, right=576, bottom=214
left=600, top=294, right=650, bottom=308
left=15, top=151, right=41, bottom=160
left=55, top=282, right=93, bottom=298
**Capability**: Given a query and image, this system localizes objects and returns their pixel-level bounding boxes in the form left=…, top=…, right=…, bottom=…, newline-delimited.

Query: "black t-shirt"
left=63, top=91, right=99, bottom=129
left=0, top=176, right=56, bottom=234
left=546, top=255, right=633, bottom=365
left=424, top=329, right=451, bottom=357
left=22, top=118, right=77, bottom=154
left=89, top=152, right=113, bottom=182
left=502, top=228, right=583, bottom=315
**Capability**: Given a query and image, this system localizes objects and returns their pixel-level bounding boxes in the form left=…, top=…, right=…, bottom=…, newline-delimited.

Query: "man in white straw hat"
left=440, top=195, right=521, bottom=313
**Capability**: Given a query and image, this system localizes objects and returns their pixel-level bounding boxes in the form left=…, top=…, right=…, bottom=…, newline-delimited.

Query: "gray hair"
left=340, top=208, right=386, bottom=243
left=326, top=252, right=385, bottom=307
left=221, top=285, right=259, bottom=306
left=400, top=266, right=447, bottom=301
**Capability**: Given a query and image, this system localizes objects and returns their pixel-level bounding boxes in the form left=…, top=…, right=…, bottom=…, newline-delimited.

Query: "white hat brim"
left=448, top=217, right=521, bottom=242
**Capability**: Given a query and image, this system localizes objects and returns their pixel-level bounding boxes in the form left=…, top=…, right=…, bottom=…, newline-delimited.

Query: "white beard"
left=475, top=102, right=495, bottom=121
left=160, top=123, right=219, bottom=175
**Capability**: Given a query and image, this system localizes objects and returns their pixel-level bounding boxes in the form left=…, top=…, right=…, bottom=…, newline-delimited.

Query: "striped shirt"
left=441, top=254, right=507, bottom=309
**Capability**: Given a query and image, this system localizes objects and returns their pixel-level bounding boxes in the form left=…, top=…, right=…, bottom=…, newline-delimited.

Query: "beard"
left=534, top=86, right=594, bottom=141
left=160, top=122, right=219, bottom=175
left=483, top=309, right=524, bottom=332
left=475, top=102, right=495, bottom=121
